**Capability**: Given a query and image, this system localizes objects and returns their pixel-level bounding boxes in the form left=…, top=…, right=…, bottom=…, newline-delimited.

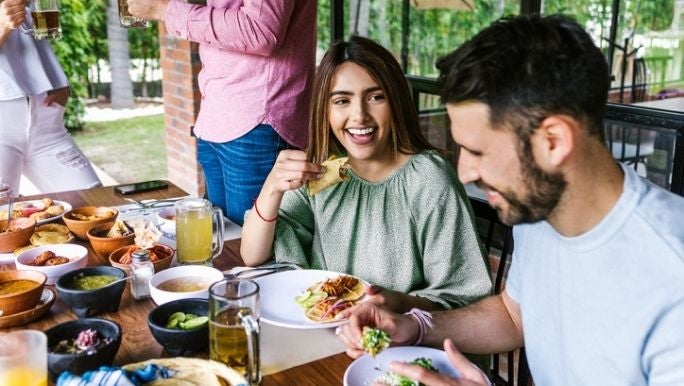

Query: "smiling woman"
left=241, top=35, right=492, bottom=314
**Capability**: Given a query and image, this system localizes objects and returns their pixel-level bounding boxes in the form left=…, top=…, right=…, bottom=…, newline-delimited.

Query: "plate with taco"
left=256, top=269, right=367, bottom=329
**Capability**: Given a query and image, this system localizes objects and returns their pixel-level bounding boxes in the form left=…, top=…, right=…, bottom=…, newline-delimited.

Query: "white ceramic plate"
left=256, top=269, right=366, bottom=329
left=343, top=346, right=461, bottom=386
left=1, top=200, right=72, bottom=225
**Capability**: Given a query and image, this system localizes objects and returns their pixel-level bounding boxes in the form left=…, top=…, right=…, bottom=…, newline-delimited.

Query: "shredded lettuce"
left=377, top=357, right=437, bottom=386
left=361, top=327, right=391, bottom=357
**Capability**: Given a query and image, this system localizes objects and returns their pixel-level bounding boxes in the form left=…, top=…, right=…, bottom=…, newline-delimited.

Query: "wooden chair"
left=468, top=196, right=532, bottom=386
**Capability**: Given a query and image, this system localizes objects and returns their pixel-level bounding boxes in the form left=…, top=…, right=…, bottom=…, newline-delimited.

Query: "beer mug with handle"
left=174, top=198, right=224, bottom=266
left=209, top=279, right=261, bottom=386
left=21, top=0, right=61, bottom=39
left=118, top=0, right=149, bottom=28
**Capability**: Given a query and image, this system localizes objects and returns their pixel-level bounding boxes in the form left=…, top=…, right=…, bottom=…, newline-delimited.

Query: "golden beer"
left=31, top=10, right=61, bottom=39
left=209, top=307, right=255, bottom=375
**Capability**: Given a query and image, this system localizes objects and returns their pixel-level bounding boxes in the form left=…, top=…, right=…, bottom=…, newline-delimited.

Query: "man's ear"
left=532, top=115, right=576, bottom=168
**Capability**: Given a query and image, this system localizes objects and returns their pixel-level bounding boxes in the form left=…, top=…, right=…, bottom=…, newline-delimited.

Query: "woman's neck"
left=348, top=152, right=413, bottom=182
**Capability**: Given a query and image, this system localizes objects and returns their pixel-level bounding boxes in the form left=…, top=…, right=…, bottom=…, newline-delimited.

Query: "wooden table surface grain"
left=2, top=182, right=352, bottom=385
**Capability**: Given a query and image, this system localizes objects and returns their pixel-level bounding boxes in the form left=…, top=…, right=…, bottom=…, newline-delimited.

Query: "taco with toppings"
left=294, top=274, right=365, bottom=323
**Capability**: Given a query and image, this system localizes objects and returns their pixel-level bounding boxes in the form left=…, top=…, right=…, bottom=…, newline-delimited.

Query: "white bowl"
left=15, top=244, right=89, bottom=285
left=149, top=265, right=223, bottom=305
left=156, top=207, right=176, bottom=236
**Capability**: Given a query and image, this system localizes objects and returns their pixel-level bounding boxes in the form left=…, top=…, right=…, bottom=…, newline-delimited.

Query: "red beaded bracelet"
left=253, top=198, right=278, bottom=223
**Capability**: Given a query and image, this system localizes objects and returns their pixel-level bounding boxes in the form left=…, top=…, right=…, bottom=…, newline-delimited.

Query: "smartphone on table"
left=115, top=180, right=168, bottom=195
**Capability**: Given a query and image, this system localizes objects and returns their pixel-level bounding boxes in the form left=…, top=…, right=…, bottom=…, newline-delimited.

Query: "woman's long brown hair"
left=306, top=35, right=436, bottom=164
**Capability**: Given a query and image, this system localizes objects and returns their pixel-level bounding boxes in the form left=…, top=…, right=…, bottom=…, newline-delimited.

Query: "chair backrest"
left=468, top=196, right=532, bottom=386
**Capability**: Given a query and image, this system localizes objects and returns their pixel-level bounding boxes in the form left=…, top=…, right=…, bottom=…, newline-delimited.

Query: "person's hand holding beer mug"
left=0, top=0, right=27, bottom=42
left=126, top=0, right=168, bottom=22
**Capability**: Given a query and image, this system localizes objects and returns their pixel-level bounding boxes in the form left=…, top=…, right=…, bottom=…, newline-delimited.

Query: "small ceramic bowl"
left=0, top=218, right=36, bottom=253
left=15, top=244, right=89, bottom=285
left=147, top=298, right=209, bottom=356
left=86, top=223, right=135, bottom=259
left=55, top=266, right=126, bottom=318
left=45, top=318, right=122, bottom=380
left=62, top=206, right=118, bottom=240
left=149, top=265, right=223, bottom=305
left=108, top=243, right=174, bottom=275
left=156, top=207, right=176, bottom=237
left=0, top=270, right=47, bottom=316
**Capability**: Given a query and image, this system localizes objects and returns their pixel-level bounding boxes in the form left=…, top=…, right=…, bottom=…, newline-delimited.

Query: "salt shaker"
left=130, top=249, right=154, bottom=300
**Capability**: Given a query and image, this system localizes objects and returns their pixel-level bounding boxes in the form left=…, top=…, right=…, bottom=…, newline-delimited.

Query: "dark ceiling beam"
left=331, top=0, right=344, bottom=44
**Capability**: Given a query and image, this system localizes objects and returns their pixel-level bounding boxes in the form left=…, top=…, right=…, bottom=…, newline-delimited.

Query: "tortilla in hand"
left=307, top=156, right=349, bottom=196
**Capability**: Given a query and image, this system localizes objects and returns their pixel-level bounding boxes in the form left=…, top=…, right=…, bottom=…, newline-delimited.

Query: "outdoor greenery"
left=51, top=0, right=159, bottom=129
left=51, top=0, right=679, bottom=128
left=72, top=114, right=167, bottom=184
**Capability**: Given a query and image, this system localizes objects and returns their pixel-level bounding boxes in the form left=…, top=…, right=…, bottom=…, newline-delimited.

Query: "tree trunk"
left=106, top=0, right=135, bottom=109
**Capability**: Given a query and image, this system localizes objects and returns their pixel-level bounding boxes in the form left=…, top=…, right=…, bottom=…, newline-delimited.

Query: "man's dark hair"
left=437, top=14, right=610, bottom=142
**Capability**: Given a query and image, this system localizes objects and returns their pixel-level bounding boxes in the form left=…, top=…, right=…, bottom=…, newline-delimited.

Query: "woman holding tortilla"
left=241, top=36, right=491, bottom=312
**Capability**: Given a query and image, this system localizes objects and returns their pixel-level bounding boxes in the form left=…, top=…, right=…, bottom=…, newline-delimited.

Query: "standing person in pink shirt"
left=127, top=0, right=316, bottom=225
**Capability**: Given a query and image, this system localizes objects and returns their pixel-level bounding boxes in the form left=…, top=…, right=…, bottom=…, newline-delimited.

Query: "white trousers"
left=0, top=93, right=101, bottom=194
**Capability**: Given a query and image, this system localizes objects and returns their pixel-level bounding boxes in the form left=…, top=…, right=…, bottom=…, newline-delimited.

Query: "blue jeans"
left=197, top=124, right=291, bottom=226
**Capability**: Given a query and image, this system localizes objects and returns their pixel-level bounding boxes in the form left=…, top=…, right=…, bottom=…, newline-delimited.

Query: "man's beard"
left=495, top=152, right=567, bottom=226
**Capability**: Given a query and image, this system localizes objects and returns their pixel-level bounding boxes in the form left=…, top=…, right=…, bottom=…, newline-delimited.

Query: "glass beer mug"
left=21, top=0, right=62, bottom=40
left=209, top=279, right=261, bottom=386
left=174, top=198, right=224, bottom=266
left=118, top=0, right=149, bottom=28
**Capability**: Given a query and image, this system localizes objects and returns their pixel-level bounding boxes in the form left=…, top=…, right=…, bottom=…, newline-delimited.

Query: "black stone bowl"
left=45, top=318, right=122, bottom=380
left=148, top=298, right=209, bottom=356
left=55, top=266, right=126, bottom=318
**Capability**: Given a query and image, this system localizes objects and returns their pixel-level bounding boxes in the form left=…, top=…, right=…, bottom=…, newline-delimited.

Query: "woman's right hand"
left=0, top=0, right=26, bottom=30
left=263, top=149, right=324, bottom=195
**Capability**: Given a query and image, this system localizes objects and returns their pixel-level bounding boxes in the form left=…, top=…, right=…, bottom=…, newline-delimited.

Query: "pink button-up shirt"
left=165, top=0, right=316, bottom=148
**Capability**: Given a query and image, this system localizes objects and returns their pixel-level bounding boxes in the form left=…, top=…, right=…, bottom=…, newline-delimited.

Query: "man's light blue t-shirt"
left=507, top=163, right=684, bottom=385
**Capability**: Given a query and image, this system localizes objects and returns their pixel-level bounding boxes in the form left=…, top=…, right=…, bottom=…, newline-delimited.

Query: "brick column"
left=158, top=24, right=205, bottom=197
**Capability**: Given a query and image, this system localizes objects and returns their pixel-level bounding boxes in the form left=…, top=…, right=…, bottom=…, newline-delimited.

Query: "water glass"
left=209, top=279, right=260, bottom=385
left=0, top=330, right=47, bottom=386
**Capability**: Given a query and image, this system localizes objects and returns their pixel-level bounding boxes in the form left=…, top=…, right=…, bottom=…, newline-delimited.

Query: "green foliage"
left=49, top=0, right=99, bottom=130
left=317, top=0, right=331, bottom=50
left=49, top=0, right=159, bottom=128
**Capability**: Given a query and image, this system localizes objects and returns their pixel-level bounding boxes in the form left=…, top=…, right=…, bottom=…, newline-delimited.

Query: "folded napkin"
left=56, top=364, right=176, bottom=386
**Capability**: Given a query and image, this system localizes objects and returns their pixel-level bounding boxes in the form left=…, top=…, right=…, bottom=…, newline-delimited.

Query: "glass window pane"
left=543, top=0, right=682, bottom=113
left=330, top=0, right=520, bottom=77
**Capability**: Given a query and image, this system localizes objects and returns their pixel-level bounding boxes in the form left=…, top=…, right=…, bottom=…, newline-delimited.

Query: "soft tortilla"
left=307, top=156, right=349, bottom=196
left=122, top=357, right=248, bottom=386
left=30, top=224, right=74, bottom=245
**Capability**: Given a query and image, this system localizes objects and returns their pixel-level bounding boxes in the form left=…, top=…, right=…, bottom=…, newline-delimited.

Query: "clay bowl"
left=0, top=218, right=36, bottom=253
left=0, top=269, right=47, bottom=316
left=46, top=318, right=122, bottom=380
left=86, top=223, right=135, bottom=259
left=62, top=206, right=118, bottom=240
left=108, top=243, right=174, bottom=275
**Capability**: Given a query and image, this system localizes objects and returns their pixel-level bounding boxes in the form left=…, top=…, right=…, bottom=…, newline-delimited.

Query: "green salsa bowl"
left=56, top=266, right=126, bottom=318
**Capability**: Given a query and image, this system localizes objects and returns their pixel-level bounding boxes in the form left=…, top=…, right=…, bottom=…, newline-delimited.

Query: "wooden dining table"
left=2, top=181, right=353, bottom=385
